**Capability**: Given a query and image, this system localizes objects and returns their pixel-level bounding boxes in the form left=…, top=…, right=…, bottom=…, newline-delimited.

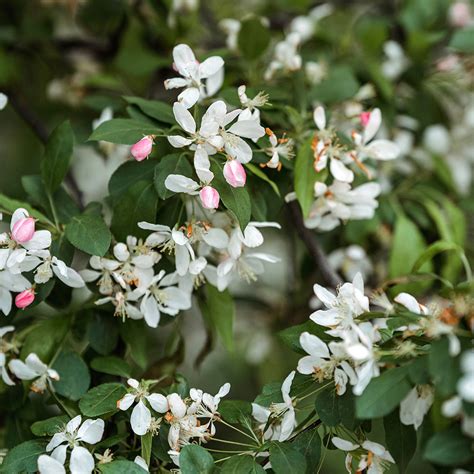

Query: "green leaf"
left=99, top=460, right=148, bottom=473
left=423, top=425, right=473, bottom=466
left=237, top=16, right=271, bottom=60
left=210, top=162, right=251, bottom=230
left=123, top=96, right=175, bottom=125
left=91, top=356, right=131, bottom=378
left=20, top=316, right=69, bottom=362
left=221, top=455, right=265, bottom=473
left=356, top=367, right=411, bottom=419
left=449, top=27, right=474, bottom=54
left=278, top=321, right=330, bottom=354
left=384, top=410, right=416, bottom=473
left=292, top=430, right=321, bottom=474
left=79, top=383, right=127, bottom=417
left=65, top=213, right=112, bottom=256
left=245, top=163, right=280, bottom=196
left=111, top=181, right=158, bottom=241
left=180, top=444, right=214, bottom=474
left=316, top=388, right=355, bottom=428
left=52, top=351, right=90, bottom=401
left=154, top=153, right=193, bottom=199
left=411, top=240, right=466, bottom=273
left=254, top=382, right=283, bottom=407
left=89, top=119, right=160, bottom=144
left=41, top=121, right=74, bottom=193
left=310, top=66, right=360, bottom=103
left=0, top=439, right=47, bottom=473
left=141, top=431, right=153, bottom=466
left=294, top=138, right=325, bottom=218
left=119, top=320, right=148, bottom=370
left=428, top=338, right=460, bottom=397
left=109, top=160, right=156, bottom=205
left=30, top=415, right=68, bottom=436
left=201, top=285, right=234, bottom=351
left=269, top=441, right=307, bottom=474
left=87, top=313, right=119, bottom=355
left=219, top=400, right=253, bottom=425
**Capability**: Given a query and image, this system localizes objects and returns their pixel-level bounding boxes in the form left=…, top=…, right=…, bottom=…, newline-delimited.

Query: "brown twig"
left=287, top=200, right=343, bottom=288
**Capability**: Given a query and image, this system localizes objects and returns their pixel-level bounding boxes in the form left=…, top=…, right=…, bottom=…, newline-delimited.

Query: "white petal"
left=313, top=106, right=326, bottom=130
left=364, top=139, right=400, bottom=160
left=172, top=44, right=196, bottom=76
left=146, top=393, right=169, bottom=413
left=165, top=174, right=200, bottom=194
left=202, top=228, right=229, bottom=249
left=281, top=371, right=295, bottom=402
left=299, top=332, right=330, bottom=358
left=168, top=393, right=187, bottom=418
left=117, top=393, right=136, bottom=411
left=394, top=292, right=422, bottom=314
left=225, top=137, right=252, bottom=163
left=37, top=454, right=66, bottom=474
left=332, top=437, right=359, bottom=451
left=22, top=230, right=52, bottom=250
left=70, top=446, right=95, bottom=474
left=134, top=456, right=149, bottom=472
left=8, top=359, right=38, bottom=380
left=46, top=433, right=67, bottom=452
left=178, top=87, right=200, bottom=109
left=11, top=208, right=29, bottom=228
left=313, top=284, right=336, bottom=306
left=168, top=135, right=194, bottom=148
left=330, top=160, right=354, bottom=182
left=173, top=102, right=196, bottom=134
left=77, top=418, right=104, bottom=444
left=199, top=56, right=224, bottom=78
left=140, top=295, right=161, bottom=328
left=227, top=120, right=265, bottom=140
left=131, top=400, right=151, bottom=436
left=52, top=264, right=85, bottom=288
left=194, top=147, right=214, bottom=183
left=363, top=108, right=381, bottom=143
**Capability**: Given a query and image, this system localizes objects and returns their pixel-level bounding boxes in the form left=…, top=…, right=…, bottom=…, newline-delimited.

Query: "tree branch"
left=287, top=200, right=343, bottom=288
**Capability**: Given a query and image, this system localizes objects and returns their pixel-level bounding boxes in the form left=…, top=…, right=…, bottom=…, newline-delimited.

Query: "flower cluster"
left=0, top=208, right=84, bottom=314
left=82, top=215, right=279, bottom=327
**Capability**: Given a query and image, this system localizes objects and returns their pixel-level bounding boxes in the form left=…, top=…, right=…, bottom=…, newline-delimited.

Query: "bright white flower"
left=9, top=353, right=59, bottom=393
left=252, top=371, right=296, bottom=442
left=38, top=415, right=104, bottom=474
left=237, top=85, right=268, bottom=125
left=0, top=269, right=30, bottom=315
left=328, top=245, right=372, bottom=281
left=80, top=255, right=122, bottom=295
left=264, top=128, right=294, bottom=169
left=310, top=273, right=369, bottom=336
left=0, top=326, right=16, bottom=386
left=265, top=33, right=302, bottom=80
left=164, top=44, right=224, bottom=108
left=297, top=332, right=356, bottom=395
left=381, top=41, right=409, bottom=80
left=130, top=270, right=191, bottom=328
left=214, top=222, right=280, bottom=290
left=29, top=252, right=84, bottom=288
left=343, top=322, right=382, bottom=395
left=117, top=378, right=168, bottom=436
left=305, top=180, right=381, bottom=231
left=351, top=108, right=400, bottom=162
left=312, top=106, right=355, bottom=182
left=399, top=385, right=434, bottom=430
left=332, top=437, right=395, bottom=474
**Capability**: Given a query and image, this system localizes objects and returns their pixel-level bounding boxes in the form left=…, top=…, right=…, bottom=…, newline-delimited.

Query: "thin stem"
left=206, top=448, right=246, bottom=454
left=47, top=192, right=60, bottom=230
left=211, top=438, right=256, bottom=448
left=218, top=419, right=259, bottom=443
left=48, top=387, right=74, bottom=418
left=296, top=382, right=332, bottom=403
left=214, top=452, right=250, bottom=464
left=316, top=430, right=331, bottom=474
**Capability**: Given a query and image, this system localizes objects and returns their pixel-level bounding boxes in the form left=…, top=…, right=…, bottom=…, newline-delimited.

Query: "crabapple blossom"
left=164, top=44, right=224, bottom=108
left=223, top=160, right=246, bottom=187
left=11, top=216, right=35, bottom=243
left=38, top=415, right=104, bottom=474
left=200, top=186, right=220, bottom=209
left=265, top=33, right=302, bottom=80
left=399, top=385, right=434, bottom=430
left=0, top=326, right=16, bottom=386
left=9, top=353, right=59, bottom=393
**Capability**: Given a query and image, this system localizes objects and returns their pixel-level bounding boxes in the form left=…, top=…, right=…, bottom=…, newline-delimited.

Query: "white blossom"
left=9, top=353, right=59, bottom=393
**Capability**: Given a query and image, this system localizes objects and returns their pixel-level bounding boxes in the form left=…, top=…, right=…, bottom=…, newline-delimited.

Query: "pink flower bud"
left=131, top=136, right=154, bottom=161
left=223, top=160, right=247, bottom=188
left=15, top=288, right=35, bottom=309
left=199, top=186, right=220, bottom=209
left=359, top=112, right=371, bottom=128
left=11, top=217, right=36, bottom=243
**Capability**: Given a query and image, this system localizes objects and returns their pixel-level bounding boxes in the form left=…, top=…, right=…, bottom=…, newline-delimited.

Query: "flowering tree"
left=0, top=1, right=473, bottom=473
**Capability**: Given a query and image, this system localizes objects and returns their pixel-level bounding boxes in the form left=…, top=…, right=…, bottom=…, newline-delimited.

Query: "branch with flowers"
left=0, top=1, right=472, bottom=473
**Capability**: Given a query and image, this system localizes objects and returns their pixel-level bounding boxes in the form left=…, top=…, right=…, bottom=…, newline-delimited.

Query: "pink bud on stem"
left=199, top=186, right=220, bottom=209
left=11, top=217, right=35, bottom=243
left=15, top=288, right=35, bottom=309
left=223, top=160, right=246, bottom=188
left=131, top=136, right=154, bottom=161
